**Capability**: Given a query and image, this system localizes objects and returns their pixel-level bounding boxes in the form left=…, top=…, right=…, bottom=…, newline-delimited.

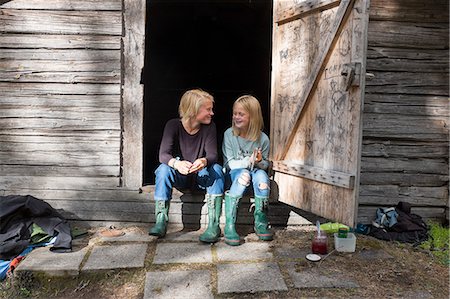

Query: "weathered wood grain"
left=1, top=0, right=121, bottom=10
left=121, top=0, right=145, bottom=188
left=0, top=94, right=120, bottom=108
left=1, top=34, right=121, bottom=49
left=275, top=0, right=340, bottom=24
left=0, top=165, right=119, bottom=177
left=359, top=185, right=448, bottom=206
left=361, top=157, right=448, bottom=175
left=368, top=0, right=449, bottom=23
left=360, top=173, right=448, bottom=187
left=0, top=176, right=120, bottom=190
left=0, top=9, right=122, bottom=35
left=368, top=21, right=448, bottom=49
left=362, top=141, right=448, bottom=158
left=0, top=151, right=119, bottom=166
left=272, top=160, right=355, bottom=189
left=0, top=82, right=120, bottom=95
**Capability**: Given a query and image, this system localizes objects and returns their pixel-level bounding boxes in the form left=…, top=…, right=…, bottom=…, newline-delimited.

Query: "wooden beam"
left=279, top=0, right=355, bottom=160
left=121, top=0, right=145, bottom=188
left=272, top=160, right=355, bottom=189
left=276, top=0, right=340, bottom=25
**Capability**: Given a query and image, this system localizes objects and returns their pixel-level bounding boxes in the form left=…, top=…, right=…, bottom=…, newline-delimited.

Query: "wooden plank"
left=122, top=0, right=145, bottom=188
left=278, top=0, right=355, bottom=160
left=0, top=129, right=120, bottom=138
left=1, top=0, right=122, bottom=10
left=368, top=0, right=449, bottom=23
left=0, top=151, right=119, bottom=166
left=0, top=116, right=120, bottom=130
left=365, top=72, right=449, bottom=96
left=0, top=135, right=120, bottom=151
left=0, top=188, right=147, bottom=201
left=275, top=0, right=340, bottom=24
left=0, top=165, right=119, bottom=177
left=368, top=21, right=448, bottom=49
left=0, top=49, right=120, bottom=60
left=361, top=157, right=448, bottom=175
left=362, top=141, right=449, bottom=158
left=363, top=94, right=449, bottom=117
left=1, top=34, right=121, bottom=49
left=0, top=71, right=120, bottom=84
left=272, top=160, right=355, bottom=189
left=359, top=185, right=448, bottom=206
left=0, top=95, right=120, bottom=108
left=359, top=173, right=448, bottom=187
left=367, top=48, right=449, bottom=73
left=362, top=113, right=448, bottom=141
left=0, top=83, right=120, bottom=95
left=0, top=176, right=120, bottom=190
left=0, top=9, right=122, bottom=35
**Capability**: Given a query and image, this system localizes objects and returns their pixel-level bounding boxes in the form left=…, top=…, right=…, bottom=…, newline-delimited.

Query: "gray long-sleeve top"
left=222, top=127, right=270, bottom=171
left=159, top=119, right=218, bottom=165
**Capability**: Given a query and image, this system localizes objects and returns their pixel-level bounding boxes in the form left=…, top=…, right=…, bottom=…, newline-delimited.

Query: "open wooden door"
left=270, top=0, right=370, bottom=226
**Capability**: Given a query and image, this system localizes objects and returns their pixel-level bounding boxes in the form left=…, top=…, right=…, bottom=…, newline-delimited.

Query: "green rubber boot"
left=253, top=195, right=273, bottom=241
left=149, top=200, right=170, bottom=238
left=224, top=191, right=241, bottom=246
left=199, top=194, right=223, bottom=243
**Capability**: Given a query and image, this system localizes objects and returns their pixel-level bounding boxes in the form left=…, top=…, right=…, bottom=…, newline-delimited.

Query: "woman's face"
left=232, top=103, right=250, bottom=132
left=195, top=99, right=214, bottom=124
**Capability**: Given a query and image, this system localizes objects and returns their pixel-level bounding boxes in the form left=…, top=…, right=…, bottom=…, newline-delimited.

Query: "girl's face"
left=232, top=103, right=250, bottom=132
left=195, top=99, right=214, bottom=124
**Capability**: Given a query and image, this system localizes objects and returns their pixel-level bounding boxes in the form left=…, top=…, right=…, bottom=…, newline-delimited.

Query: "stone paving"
left=15, top=226, right=362, bottom=298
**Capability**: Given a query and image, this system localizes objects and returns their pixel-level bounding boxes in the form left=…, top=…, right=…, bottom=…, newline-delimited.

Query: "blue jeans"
left=154, top=163, right=224, bottom=201
left=227, top=168, right=270, bottom=198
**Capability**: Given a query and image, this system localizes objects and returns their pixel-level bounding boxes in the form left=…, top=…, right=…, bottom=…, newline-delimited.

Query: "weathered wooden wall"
left=357, top=0, right=449, bottom=223
left=0, top=0, right=124, bottom=216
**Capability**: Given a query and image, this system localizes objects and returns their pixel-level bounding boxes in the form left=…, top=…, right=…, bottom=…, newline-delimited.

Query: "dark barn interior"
left=143, top=0, right=273, bottom=184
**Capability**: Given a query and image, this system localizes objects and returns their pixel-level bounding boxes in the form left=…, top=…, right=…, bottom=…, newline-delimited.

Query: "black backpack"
left=369, top=202, right=428, bottom=245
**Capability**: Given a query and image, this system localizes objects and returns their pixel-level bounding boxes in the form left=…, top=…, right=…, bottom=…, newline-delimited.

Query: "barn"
left=0, top=0, right=448, bottom=228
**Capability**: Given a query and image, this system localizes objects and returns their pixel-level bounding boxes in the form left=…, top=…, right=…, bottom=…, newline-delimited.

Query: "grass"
left=419, top=222, right=449, bottom=265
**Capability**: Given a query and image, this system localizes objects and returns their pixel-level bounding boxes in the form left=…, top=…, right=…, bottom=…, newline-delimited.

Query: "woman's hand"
left=188, top=158, right=207, bottom=174
left=175, top=160, right=193, bottom=175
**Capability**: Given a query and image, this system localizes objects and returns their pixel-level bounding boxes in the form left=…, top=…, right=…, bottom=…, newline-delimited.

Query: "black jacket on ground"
left=0, top=195, right=72, bottom=260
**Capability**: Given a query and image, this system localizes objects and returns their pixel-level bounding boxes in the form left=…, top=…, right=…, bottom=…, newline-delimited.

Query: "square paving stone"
left=286, top=262, right=359, bottom=289
left=153, top=242, right=212, bottom=264
left=217, top=262, right=288, bottom=294
left=144, top=270, right=213, bottom=299
left=82, top=243, right=147, bottom=271
left=216, top=242, right=272, bottom=262
left=274, top=245, right=311, bottom=259
left=15, top=247, right=87, bottom=277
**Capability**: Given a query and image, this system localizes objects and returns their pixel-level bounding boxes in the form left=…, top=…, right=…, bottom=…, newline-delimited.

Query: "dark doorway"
left=143, top=0, right=272, bottom=184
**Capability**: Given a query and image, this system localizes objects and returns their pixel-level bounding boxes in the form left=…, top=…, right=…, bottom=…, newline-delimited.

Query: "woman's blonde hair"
left=232, top=95, right=264, bottom=142
left=179, top=89, right=214, bottom=122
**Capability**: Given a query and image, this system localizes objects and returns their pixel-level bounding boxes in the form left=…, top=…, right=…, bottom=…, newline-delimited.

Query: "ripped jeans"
left=227, top=168, right=270, bottom=198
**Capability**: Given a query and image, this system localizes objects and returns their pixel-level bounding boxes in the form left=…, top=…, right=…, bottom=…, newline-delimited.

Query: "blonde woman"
left=149, top=89, right=224, bottom=241
left=222, top=95, right=273, bottom=246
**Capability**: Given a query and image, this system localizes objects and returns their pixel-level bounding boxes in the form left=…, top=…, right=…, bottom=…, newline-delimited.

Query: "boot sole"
left=256, top=232, right=273, bottom=241
left=224, top=238, right=241, bottom=246
left=199, top=236, right=219, bottom=243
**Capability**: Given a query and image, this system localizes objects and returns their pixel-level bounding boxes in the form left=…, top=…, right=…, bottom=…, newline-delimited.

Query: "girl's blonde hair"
left=232, top=95, right=264, bottom=142
left=179, top=89, right=214, bottom=122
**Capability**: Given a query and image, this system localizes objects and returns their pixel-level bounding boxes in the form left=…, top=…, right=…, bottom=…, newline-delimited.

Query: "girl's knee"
left=237, top=171, right=251, bottom=187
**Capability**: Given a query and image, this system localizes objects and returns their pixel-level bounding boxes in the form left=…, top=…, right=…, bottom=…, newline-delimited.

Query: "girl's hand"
left=255, top=148, right=262, bottom=162
left=175, top=160, right=193, bottom=175
left=188, top=158, right=207, bottom=174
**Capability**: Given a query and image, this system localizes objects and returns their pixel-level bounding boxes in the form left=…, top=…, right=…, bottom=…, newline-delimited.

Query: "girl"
left=222, top=95, right=273, bottom=246
left=149, top=89, right=224, bottom=242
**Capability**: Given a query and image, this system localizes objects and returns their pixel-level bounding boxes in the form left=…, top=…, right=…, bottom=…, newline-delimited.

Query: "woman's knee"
left=236, top=169, right=251, bottom=187
left=155, top=163, right=173, bottom=179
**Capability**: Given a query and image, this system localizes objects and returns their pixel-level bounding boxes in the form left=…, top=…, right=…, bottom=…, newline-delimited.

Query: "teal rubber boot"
left=149, top=200, right=170, bottom=238
left=253, top=195, right=273, bottom=241
left=224, top=192, right=241, bottom=246
left=199, top=194, right=223, bottom=243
